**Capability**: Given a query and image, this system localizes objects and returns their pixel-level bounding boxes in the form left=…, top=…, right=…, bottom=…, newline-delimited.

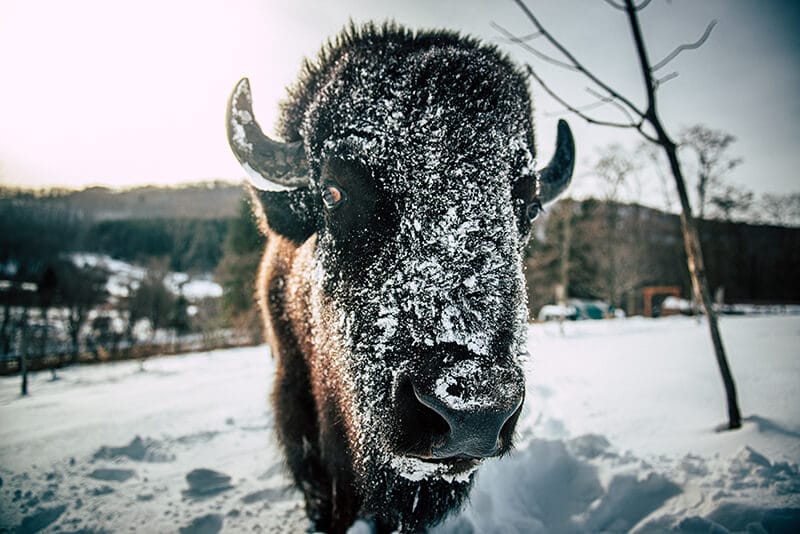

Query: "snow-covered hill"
left=71, top=253, right=223, bottom=301
left=1, top=315, right=798, bottom=533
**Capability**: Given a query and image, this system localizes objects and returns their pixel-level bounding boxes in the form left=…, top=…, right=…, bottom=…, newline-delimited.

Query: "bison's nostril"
left=497, top=396, right=525, bottom=449
left=393, top=377, right=451, bottom=454
left=446, top=383, right=465, bottom=398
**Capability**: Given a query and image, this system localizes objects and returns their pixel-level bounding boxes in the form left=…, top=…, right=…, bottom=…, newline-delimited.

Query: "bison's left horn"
left=226, top=77, right=310, bottom=191
left=537, top=119, right=575, bottom=204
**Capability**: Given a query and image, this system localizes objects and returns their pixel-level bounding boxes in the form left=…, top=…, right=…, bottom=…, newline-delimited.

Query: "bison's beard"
left=342, top=374, right=480, bottom=532
left=355, top=452, right=475, bottom=531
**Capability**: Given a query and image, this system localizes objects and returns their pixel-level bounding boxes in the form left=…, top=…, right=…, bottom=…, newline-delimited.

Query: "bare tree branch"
left=526, top=65, right=659, bottom=143
left=622, top=0, right=660, bottom=123
left=491, top=22, right=577, bottom=71
left=608, top=0, right=660, bottom=13
left=541, top=87, right=629, bottom=119
left=542, top=97, right=607, bottom=118
left=654, top=71, right=679, bottom=89
left=585, top=87, right=637, bottom=124
left=652, top=20, right=717, bottom=71
left=602, top=0, right=626, bottom=10
left=510, top=0, right=647, bottom=119
left=489, top=22, right=543, bottom=43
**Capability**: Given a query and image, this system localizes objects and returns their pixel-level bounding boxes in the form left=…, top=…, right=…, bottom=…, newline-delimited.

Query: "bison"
left=226, top=22, right=574, bottom=533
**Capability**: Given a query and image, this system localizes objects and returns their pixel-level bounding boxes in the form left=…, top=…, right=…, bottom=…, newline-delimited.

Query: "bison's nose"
left=394, top=369, right=524, bottom=460
left=412, top=385, right=523, bottom=458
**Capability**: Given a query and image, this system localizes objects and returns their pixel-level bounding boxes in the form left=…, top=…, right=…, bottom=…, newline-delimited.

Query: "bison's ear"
left=248, top=187, right=319, bottom=242
left=514, top=120, right=575, bottom=237
left=228, top=78, right=318, bottom=242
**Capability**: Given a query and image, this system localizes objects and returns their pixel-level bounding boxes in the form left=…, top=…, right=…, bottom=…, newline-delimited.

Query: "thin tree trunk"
left=622, top=0, right=741, bottom=430
left=19, top=310, right=29, bottom=396
left=40, top=307, right=48, bottom=359
left=1, top=301, right=11, bottom=354
left=71, top=330, right=80, bottom=364
left=661, top=141, right=742, bottom=429
left=560, top=208, right=571, bottom=296
left=69, top=308, right=82, bottom=365
left=558, top=203, right=572, bottom=335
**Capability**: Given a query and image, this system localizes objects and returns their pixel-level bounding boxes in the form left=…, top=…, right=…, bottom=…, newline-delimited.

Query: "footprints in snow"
left=179, top=513, right=224, bottom=534
left=5, top=424, right=294, bottom=533
left=92, top=435, right=174, bottom=463
left=87, top=469, right=136, bottom=483
left=183, top=469, right=233, bottom=498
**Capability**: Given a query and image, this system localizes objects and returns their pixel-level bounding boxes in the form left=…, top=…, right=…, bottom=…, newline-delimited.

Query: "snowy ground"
left=1, top=315, right=798, bottom=533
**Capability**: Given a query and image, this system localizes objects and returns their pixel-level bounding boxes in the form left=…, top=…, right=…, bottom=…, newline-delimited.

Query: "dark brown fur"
left=257, top=232, right=359, bottom=531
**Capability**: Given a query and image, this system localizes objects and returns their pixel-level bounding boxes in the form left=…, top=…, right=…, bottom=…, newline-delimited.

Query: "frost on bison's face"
left=226, top=23, right=574, bottom=533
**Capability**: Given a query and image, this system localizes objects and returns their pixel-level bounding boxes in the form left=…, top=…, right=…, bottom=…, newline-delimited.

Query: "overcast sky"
left=1, top=0, right=798, bottom=207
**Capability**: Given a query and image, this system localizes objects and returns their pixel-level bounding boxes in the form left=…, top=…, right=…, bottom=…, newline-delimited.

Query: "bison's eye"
left=527, top=199, right=544, bottom=222
left=321, top=182, right=347, bottom=210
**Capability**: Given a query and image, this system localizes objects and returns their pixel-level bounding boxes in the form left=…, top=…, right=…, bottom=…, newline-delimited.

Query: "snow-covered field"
left=1, top=315, right=798, bottom=533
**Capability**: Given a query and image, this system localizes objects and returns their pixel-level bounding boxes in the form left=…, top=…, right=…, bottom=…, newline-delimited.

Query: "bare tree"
left=679, top=125, right=743, bottom=219
left=638, top=140, right=677, bottom=213
left=504, top=0, right=742, bottom=428
left=57, top=261, right=109, bottom=364
left=595, top=144, right=641, bottom=203
left=122, top=259, right=171, bottom=348
left=587, top=145, right=652, bottom=311
left=126, top=262, right=175, bottom=370
left=708, top=184, right=754, bottom=223
left=759, top=192, right=800, bottom=227
left=524, top=198, right=576, bottom=319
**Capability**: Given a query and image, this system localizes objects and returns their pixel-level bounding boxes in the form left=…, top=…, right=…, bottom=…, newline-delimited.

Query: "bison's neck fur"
left=258, top=233, right=359, bottom=531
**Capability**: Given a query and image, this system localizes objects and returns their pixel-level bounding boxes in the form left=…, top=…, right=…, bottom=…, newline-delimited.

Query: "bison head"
left=227, top=25, right=573, bottom=530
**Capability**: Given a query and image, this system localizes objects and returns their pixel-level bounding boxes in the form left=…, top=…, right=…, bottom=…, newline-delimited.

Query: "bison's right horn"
left=226, top=77, right=310, bottom=191
left=537, top=119, right=575, bottom=204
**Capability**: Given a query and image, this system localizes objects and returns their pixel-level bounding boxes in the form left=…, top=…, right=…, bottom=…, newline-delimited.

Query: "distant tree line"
left=0, top=189, right=257, bottom=389
left=0, top=191, right=229, bottom=274
left=522, top=129, right=800, bottom=319
left=86, top=219, right=228, bottom=272
left=525, top=198, right=800, bottom=317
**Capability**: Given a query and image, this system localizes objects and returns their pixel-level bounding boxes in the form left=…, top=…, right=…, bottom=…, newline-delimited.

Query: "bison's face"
left=309, top=146, right=529, bottom=472
left=228, top=43, right=573, bottom=527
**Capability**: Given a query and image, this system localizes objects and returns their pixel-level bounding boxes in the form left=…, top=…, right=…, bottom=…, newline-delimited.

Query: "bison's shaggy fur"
left=235, top=22, right=573, bottom=533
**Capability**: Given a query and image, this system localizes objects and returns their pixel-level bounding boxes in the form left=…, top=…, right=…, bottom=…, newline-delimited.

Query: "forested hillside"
left=0, top=183, right=241, bottom=274
left=2, top=182, right=242, bottom=220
